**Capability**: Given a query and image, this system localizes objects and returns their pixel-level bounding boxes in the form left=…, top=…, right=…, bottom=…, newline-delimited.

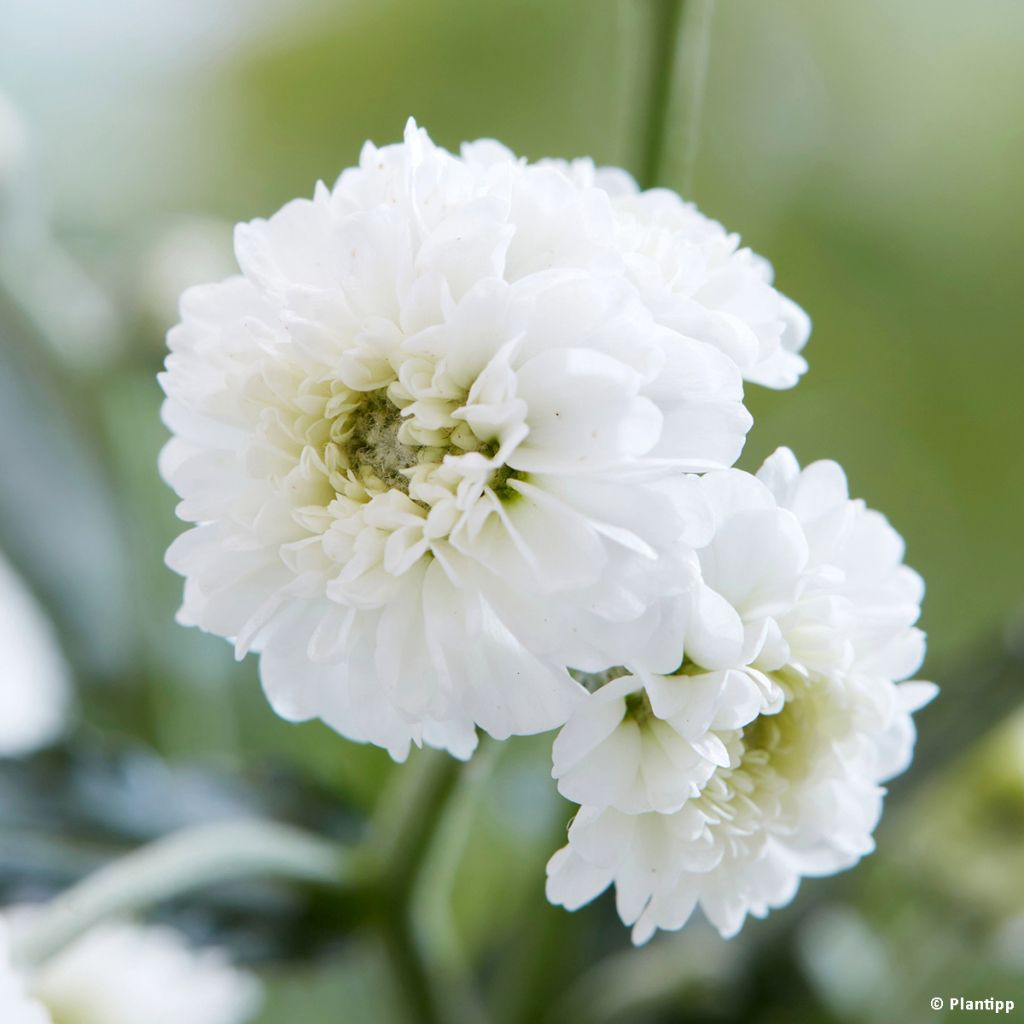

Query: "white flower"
left=141, top=216, right=236, bottom=330
left=546, top=449, right=934, bottom=940
left=0, top=923, right=51, bottom=1024
left=4, top=917, right=260, bottom=1024
left=160, top=120, right=763, bottom=761
left=0, top=91, right=28, bottom=198
left=0, top=552, right=71, bottom=758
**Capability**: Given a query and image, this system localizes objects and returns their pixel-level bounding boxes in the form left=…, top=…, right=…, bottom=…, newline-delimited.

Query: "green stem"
left=12, top=819, right=352, bottom=968
left=370, top=747, right=464, bottom=908
left=636, top=0, right=717, bottom=194
left=417, top=738, right=503, bottom=978
left=379, top=910, right=446, bottom=1024
left=637, top=0, right=686, bottom=190
left=677, top=0, right=716, bottom=196
left=368, top=747, right=473, bottom=1024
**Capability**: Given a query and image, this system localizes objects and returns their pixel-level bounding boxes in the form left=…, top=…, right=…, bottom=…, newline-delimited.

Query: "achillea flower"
left=3, top=917, right=260, bottom=1024
left=159, top=121, right=805, bottom=761
left=546, top=449, right=934, bottom=940
left=0, top=92, right=27, bottom=197
left=0, top=552, right=70, bottom=759
left=0, top=923, right=50, bottom=1024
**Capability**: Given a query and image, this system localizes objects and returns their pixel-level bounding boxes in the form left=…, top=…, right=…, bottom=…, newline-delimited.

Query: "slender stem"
left=417, top=738, right=503, bottom=977
left=415, top=739, right=504, bottom=1024
left=379, top=910, right=446, bottom=1024
left=637, top=0, right=686, bottom=190
left=367, top=747, right=467, bottom=1024
left=370, top=747, right=464, bottom=909
left=12, top=819, right=352, bottom=968
left=678, top=0, right=716, bottom=196
left=636, top=0, right=717, bottom=194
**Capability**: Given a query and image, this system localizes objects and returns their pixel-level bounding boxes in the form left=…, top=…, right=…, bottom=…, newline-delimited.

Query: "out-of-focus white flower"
left=0, top=923, right=51, bottom=1024
left=160, top=119, right=767, bottom=761
left=0, top=92, right=28, bottom=198
left=0, top=91, right=121, bottom=369
left=546, top=449, right=934, bottom=941
left=4, top=916, right=260, bottom=1024
left=0, top=552, right=70, bottom=758
left=141, top=217, right=236, bottom=330
left=464, top=148, right=811, bottom=389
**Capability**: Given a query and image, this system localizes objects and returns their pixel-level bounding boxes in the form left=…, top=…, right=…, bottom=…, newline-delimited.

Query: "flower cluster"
left=160, top=121, right=931, bottom=939
left=545, top=449, right=934, bottom=940
left=1, top=916, right=259, bottom=1024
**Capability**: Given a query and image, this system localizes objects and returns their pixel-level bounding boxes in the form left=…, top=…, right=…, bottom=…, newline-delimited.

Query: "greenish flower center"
left=570, top=665, right=632, bottom=691
left=343, top=389, right=422, bottom=491
left=624, top=689, right=655, bottom=726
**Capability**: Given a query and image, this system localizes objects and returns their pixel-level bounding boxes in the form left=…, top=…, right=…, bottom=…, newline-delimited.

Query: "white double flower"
left=160, top=121, right=806, bottom=762
left=546, top=449, right=934, bottom=940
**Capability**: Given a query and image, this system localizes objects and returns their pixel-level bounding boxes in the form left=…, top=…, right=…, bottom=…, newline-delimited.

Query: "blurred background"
left=1, top=0, right=1022, bottom=1020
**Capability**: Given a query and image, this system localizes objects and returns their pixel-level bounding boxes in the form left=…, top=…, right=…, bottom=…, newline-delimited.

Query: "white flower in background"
left=141, top=216, right=236, bottom=330
left=463, top=147, right=811, bottom=389
left=0, top=552, right=70, bottom=758
left=0, top=91, right=28, bottom=198
left=3, top=917, right=260, bottom=1024
left=546, top=449, right=935, bottom=941
left=160, top=119, right=767, bottom=761
left=0, top=923, right=50, bottom=1024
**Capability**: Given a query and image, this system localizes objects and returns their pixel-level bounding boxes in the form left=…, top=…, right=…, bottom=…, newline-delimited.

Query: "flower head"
left=159, top=121, right=791, bottom=761
left=0, top=552, right=70, bottom=759
left=0, top=91, right=28, bottom=198
left=0, top=923, right=50, bottom=1024
left=546, top=449, right=934, bottom=940
left=3, top=917, right=260, bottom=1024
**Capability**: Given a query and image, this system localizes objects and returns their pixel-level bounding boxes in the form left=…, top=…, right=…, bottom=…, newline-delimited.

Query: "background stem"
left=677, top=0, right=716, bottom=196
left=636, top=0, right=717, bottom=194
left=368, top=748, right=469, bottom=1023
left=12, top=819, right=350, bottom=968
left=637, top=0, right=686, bottom=190
left=370, top=747, right=463, bottom=906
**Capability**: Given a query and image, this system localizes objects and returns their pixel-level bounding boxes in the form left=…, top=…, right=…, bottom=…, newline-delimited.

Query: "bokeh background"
left=1, top=0, right=1023, bottom=1020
